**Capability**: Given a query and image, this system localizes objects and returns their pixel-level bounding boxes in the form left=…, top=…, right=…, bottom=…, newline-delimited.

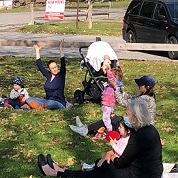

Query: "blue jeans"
left=26, top=97, right=65, bottom=110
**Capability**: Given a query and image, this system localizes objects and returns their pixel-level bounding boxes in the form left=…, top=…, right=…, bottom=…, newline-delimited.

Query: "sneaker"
left=66, top=101, right=73, bottom=108
left=69, top=125, right=88, bottom=137
left=97, top=127, right=105, bottom=134
left=81, top=162, right=95, bottom=171
left=75, top=116, right=84, bottom=127
left=92, top=132, right=106, bottom=140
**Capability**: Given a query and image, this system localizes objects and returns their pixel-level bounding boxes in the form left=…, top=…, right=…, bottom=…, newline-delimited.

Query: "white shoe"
left=66, top=101, right=73, bottom=108
left=69, top=125, right=88, bottom=137
left=75, top=116, right=84, bottom=127
left=82, top=163, right=95, bottom=171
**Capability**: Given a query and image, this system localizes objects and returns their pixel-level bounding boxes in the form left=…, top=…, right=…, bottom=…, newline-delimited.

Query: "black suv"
left=122, top=0, right=178, bottom=59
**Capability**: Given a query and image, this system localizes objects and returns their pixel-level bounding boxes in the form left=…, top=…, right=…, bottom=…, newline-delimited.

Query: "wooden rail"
left=1, top=39, right=178, bottom=52
left=31, top=2, right=111, bottom=22
left=65, top=4, right=111, bottom=18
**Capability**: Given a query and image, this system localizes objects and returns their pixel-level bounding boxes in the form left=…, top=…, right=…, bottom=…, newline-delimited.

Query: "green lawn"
left=18, top=21, right=123, bottom=36
left=0, top=57, right=178, bottom=178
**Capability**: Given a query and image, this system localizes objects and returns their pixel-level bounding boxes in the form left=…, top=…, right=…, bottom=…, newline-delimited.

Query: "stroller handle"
left=79, top=46, right=89, bottom=55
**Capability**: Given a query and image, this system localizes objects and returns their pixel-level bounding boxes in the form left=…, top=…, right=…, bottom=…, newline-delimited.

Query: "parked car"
left=122, top=0, right=178, bottom=59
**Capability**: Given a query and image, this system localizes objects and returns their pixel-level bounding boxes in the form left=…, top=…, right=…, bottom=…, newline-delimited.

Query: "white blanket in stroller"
left=85, top=41, right=118, bottom=72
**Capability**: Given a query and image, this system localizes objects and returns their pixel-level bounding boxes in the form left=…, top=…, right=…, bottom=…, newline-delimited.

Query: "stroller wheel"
left=74, top=90, right=84, bottom=104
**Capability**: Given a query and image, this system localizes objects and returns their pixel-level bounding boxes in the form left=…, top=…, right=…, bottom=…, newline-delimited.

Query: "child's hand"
left=109, top=136, right=117, bottom=147
left=105, top=63, right=111, bottom=71
left=33, top=44, right=41, bottom=50
left=101, top=63, right=111, bottom=74
left=21, top=97, right=25, bottom=104
left=110, top=154, right=116, bottom=161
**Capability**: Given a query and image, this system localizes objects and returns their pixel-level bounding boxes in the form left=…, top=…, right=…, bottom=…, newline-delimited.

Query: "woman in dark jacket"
left=26, top=40, right=67, bottom=110
left=38, top=98, right=163, bottom=178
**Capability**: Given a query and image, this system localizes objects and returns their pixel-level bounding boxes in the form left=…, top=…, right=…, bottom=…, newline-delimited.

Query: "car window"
left=166, top=2, right=178, bottom=24
left=154, top=3, right=167, bottom=20
left=140, top=1, right=156, bottom=18
left=127, top=0, right=142, bottom=15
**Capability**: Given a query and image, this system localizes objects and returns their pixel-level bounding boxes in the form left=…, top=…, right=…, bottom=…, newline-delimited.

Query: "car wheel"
left=126, top=30, right=136, bottom=43
left=74, top=90, right=84, bottom=104
left=167, top=36, right=178, bottom=59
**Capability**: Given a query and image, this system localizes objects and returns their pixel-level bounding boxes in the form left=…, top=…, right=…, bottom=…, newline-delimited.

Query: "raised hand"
left=33, top=44, right=41, bottom=50
left=109, top=136, right=117, bottom=147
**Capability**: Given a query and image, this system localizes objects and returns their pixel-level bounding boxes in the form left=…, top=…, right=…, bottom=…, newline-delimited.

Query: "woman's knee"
left=45, top=100, right=65, bottom=109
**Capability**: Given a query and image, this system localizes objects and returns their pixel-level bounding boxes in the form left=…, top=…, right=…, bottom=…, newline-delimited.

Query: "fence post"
left=29, top=3, right=35, bottom=25
left=76, top=0, right=79, bottom=28
left=88, top=0, right=92, bottom=29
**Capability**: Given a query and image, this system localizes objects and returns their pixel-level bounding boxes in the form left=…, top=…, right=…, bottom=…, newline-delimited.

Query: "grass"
left=18, top=21, right=123, bottom=36
left=0, top=56, right=178, bottom=178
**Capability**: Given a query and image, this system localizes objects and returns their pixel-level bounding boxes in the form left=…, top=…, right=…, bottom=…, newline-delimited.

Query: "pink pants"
left=102, top=105, right=114, bottom=131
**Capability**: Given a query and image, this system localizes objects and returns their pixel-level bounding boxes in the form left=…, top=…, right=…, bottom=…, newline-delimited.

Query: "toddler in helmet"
left=7, top=77, right=30, bottom=109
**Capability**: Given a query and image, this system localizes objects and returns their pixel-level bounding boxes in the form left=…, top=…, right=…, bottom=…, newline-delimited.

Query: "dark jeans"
left=57, top=164, right=129, bottom=178
left=88, top=114, right=123, bottom=134
left=9, top=99, right=22, bottom=109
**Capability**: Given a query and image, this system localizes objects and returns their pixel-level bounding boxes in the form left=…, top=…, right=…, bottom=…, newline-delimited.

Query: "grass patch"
left=18, top=21, right=123, bottom=36
left=0, top=57, right=178, bottom=177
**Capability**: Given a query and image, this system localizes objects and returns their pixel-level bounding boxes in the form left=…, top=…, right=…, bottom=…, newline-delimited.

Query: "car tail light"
left=123, top=16, right=126, bottom=23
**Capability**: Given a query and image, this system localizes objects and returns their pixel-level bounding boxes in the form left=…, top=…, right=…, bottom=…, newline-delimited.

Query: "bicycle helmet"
left=12, top=77, right=24, bottom=87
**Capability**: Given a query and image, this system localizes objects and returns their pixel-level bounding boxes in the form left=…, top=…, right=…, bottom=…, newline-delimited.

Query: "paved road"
left=0, top=8, right=176, bottom=61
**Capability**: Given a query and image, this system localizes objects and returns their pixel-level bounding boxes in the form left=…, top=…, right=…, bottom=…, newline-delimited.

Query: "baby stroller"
left=74, top=41, right=119, bottom=104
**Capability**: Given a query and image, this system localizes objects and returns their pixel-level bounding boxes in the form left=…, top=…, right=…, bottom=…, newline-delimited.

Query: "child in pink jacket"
left=101, top=66, right=123, bottom=132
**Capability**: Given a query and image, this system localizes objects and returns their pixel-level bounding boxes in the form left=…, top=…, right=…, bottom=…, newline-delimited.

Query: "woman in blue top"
left=26, top=40, right=66, bottom=110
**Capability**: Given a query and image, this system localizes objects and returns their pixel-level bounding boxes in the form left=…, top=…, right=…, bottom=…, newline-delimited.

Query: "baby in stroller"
left=74, top=41, right=119, bottom=104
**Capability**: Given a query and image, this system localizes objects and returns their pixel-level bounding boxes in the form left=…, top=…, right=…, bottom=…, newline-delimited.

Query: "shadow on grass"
left=0, top=57, right=178, bottom=177
left=0, top=57, right=106, bottom=177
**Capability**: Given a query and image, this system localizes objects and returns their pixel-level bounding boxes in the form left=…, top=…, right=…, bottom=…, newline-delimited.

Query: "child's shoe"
left=4, top=99, right=13, bottom=110
left=81, top=161, right=95, bottom=171
left=75, top=116, right=84, bottom=127
left=69, top=124, right=88, bottom=137
left=92, top=127, right=106, bottom=140
left=66, top=101, right=73, bottom=108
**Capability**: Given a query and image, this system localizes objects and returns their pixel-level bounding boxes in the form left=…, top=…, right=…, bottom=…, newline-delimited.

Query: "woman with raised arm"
left=26, top=40, right=68, bottom=110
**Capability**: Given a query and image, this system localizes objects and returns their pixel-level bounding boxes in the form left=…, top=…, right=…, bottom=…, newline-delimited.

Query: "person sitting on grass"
left=37, top=98, right=163, bottom=178
left=70, top=65, right=123, bottom=140
left=69, top=75, right=156, bottom=137
left=81, top=117, right=135, bottom=171
left=4, top=77, right=30, bottom=110
left=26, top=40, right=73, bottom=110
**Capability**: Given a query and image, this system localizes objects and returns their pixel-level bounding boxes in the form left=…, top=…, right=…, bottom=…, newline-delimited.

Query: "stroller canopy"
left=86, top=41, right=118, bottom=72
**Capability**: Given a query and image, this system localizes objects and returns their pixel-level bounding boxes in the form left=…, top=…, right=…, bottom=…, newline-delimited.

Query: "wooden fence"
left=1, top=38, right=178, bottom=52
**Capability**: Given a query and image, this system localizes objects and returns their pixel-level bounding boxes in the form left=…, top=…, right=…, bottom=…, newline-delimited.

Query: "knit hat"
left=12, top=77, right=24, bottom=87
left=135, top=75, right=155, bottom=88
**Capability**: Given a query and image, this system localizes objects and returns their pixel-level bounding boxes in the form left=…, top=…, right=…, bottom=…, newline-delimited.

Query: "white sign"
left=44, top=0, right=66, bottom=20
left=0, top=0, right=12, bottom=8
